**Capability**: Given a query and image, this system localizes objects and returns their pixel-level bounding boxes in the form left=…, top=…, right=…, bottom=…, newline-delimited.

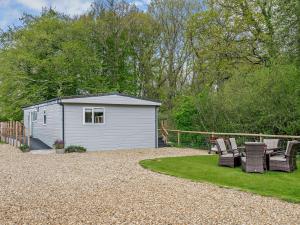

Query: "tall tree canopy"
left=0, top=0, right=299, bottom=135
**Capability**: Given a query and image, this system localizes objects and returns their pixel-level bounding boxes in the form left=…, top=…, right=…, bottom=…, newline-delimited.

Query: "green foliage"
left=140, top=155, right=300, bottom=203
left=171, top=63, right=300, bottom=135
left=19, top=144, right=30, bottom=152
left=65, top=145, right=87, bottom=153
left=0, top=1, right=298, bottom=138
left=0, top=5, right=160, bottom=120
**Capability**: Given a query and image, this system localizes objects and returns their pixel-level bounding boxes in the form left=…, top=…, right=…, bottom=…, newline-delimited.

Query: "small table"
left=238, top=147, right=282, bottom=170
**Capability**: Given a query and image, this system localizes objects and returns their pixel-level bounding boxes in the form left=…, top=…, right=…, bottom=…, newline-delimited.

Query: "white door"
left=28, top=112, right=32, bottom=137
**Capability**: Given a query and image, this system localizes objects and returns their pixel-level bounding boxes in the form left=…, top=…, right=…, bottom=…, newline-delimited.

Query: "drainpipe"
left=58, top=99, right=65, bottom=145
left=155, top=106, right=159, bottom=148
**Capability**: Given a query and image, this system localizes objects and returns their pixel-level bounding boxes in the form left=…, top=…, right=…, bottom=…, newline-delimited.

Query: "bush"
left=19, top=144, right=30, bottom=152
left=65, top=145, right=86, bottom=153
left=171, top=63, right=300, bottom=135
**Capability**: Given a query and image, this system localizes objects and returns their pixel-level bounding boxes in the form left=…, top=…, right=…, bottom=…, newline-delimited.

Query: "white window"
left=84, top=108, right=93, bottom=124
left=43, top=110, right=47, bottom=125
left=31, top=110, right=37, bottom=122
left=83, top=107, right=104, bottom=124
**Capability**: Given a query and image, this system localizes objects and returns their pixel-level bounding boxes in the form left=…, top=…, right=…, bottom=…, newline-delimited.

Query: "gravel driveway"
left=0, top=144, right=299, bottom=224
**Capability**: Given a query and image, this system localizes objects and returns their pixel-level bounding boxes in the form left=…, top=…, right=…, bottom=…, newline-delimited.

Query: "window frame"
left=82, top=107, right=105, bottom=125
left=31, top=110, right=38, bottom=122
left=43, top=109, right=47, bottom=125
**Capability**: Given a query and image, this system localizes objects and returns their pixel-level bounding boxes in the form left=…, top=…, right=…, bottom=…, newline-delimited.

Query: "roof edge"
left=22, top=92, right=161, bottom=109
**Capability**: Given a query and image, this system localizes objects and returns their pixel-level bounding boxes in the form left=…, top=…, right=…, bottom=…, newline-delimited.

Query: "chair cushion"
left=270, top=155, right=286, bottom=162
left=221, top=153, right=239, bottom=158
left=263, top=139, right=279, bottom=149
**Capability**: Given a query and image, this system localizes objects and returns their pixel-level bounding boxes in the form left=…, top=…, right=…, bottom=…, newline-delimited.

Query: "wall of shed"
left=23, top=103, right=63, bottom=147
left=64, top=104, right=156, bottom=151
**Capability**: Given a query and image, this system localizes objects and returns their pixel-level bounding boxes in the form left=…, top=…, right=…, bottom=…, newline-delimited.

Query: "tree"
left=186, top=0, right=299, bottom=92
left=148, top=0, right=202, bottom=111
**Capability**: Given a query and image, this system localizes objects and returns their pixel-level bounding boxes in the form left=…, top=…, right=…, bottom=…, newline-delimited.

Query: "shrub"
left=65, top=145, right=86, bottom=153
left=171, top=63, right=300, bottom=135
left=19, top=144, right=30, bottom=152
left=53, top=139, right=64, bottom=149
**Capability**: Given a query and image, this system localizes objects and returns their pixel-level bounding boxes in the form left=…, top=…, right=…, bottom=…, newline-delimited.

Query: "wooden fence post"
left=12, top=121, right=14, bottom=146
left=0, top=122, right=2, bottom=142
left=3, top=122, right=4, bottom=143
left=23, top=123, right=26, bottom=145
left=17, top=122, right=20, bottom=147
left=6, top=122, right=8, bottom=144
left=177, top=131, right=181, bottom=146
left=11, top=121, right=13, bottom=145
left=259, top=133, right=263, bottom=142
left=13, top=121, right=15, bottom=146
left=16, top=122, right=19, bottom=147
left=9, top=121, right=11, bottom=145
left=6, top=122, right=7, bottom=143
left=5, top=122, right=8, bottom=143
left=9, top=121, right=12, bottom=145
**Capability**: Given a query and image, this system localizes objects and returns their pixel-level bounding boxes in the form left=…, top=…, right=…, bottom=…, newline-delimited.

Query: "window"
left=31, top=110, right=37, bottom=122
left=43, top=110, right=47, bottom=125
left=94, top=108, right=104, bottom=123
left=84, top=108, right=93, bottom=123
left=83, top=107, right=104, bottom=124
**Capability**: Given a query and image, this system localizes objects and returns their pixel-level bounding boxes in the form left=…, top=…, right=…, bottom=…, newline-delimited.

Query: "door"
left=28, top=112, right=33, bottom=137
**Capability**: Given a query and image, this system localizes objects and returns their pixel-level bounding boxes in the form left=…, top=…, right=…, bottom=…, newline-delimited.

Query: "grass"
left=140, top=155, right=300, bottom=203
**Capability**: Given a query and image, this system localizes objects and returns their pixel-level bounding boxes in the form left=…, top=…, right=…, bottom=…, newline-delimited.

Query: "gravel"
left=0, top=144, right=299, bottom=224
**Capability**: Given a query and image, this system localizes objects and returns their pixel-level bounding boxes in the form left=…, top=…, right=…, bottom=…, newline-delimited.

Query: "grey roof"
left=22, top=92, right=161, bottom=109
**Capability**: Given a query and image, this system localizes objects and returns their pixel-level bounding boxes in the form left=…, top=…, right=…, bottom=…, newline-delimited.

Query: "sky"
left=0, top=0, right=150, bottom=30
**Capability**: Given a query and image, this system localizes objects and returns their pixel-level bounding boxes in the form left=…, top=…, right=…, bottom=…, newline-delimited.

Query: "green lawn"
left=140, top=155, right=300, bottom=203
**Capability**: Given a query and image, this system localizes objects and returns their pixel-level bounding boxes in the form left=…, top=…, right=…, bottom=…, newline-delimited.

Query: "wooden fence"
left=160, top=123, right=300, bottom=146
left=0, top=121, right=29, bottom=147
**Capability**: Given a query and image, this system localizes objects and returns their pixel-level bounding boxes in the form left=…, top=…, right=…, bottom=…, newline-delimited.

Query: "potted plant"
left=53, top=139, right=65, bottom=154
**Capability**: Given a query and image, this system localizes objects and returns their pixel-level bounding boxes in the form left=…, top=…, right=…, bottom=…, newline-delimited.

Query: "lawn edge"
left=139, top=157, right=300, bottom=204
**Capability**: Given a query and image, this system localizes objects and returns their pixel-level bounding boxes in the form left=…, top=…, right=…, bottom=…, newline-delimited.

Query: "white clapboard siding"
left=64, top=104, right=156, bottom=151
left=61, top=94, right=161, bottom=106
left=23, top=103, right=63, bottom=147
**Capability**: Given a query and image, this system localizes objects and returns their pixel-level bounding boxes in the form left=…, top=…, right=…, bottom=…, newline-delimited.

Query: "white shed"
left=22, top=93, right=161, bottom=151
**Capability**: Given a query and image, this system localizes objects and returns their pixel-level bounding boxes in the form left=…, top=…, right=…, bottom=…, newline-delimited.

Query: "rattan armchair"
left=269, top=141, right=300, bottom=172
left=263, top=139, right=280, bottom=151
left=241, top=142, right=266, bottom=173
left=228, top=138, right=245, bottom=154
left=216, top=138, right=241, bottom=168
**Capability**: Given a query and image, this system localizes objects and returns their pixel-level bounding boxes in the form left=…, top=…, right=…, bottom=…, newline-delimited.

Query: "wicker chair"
left=229, top=138, right=238, bottom=151
left=241, top=142, right=266, bottom=173
left=269, top=141, right=300, bottom=172
left=228, top=138, right=245, bottom=153
left=216, top=138, right=241, bottom=168
left=263, top=139, right=279, bottom=150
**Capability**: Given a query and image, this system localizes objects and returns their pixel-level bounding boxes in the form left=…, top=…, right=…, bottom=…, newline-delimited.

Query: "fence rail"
left=161, top=127, right=300, bottom=146
left=0, top=121, right=28, bottom=147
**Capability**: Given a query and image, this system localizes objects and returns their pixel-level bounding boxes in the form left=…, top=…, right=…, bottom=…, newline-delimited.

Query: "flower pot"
left=56, top=148, right=65, bottom=154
